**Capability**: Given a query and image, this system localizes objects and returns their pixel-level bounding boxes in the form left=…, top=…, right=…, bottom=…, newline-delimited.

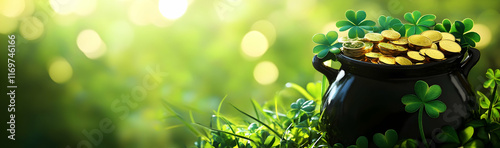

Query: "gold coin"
left=421, top=30, right=442, bottom=42
left=419, top=49, right=428, bottom=56
left=395, top=46, right=407, bottom=52
left=365, top=52, right=383, bottom=58
left=395, top=57, right=413, bottom=65
left=381, top=30, right=401, bottom=40
left=425, top=49, right=445, bottom=60
left=439, top=40, right=461, bottom=53
left=378, top=42, right=397, bottom=55
left=408, top=35, right=432, bottom=47
left=364, top=33, right=384, bottom=42
left=416, top=63, right=424, bottom=65
left=431, top=43, right=437, bottom=49
left=441, top=32, right=455, bottom=41
left=407, top=51, right=425, bottom=61
left=391, top=37, right=408, bottom=45
left=379, top=56, right=396, bottom=65
left=337, top=36, right=352, bottom=43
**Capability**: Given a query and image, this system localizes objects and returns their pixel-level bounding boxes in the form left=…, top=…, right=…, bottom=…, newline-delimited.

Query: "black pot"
left=312, top=48, right=480, bottom=146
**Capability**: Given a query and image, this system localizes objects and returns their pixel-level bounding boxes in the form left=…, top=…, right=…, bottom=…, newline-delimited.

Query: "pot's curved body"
left=313, top=48, right=480, bottom=145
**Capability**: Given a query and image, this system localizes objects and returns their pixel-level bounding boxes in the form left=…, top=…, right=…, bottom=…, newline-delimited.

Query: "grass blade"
left=164, top=124, right=184, bottom=130
left=162, top=102, right=203, bottom=137
left=193, top=122, right=256, bottom=144
left=286, top=83, right=315, bottom=100
left=217, top=95, right=228, bottom=129
left=251, top=99, right=261, bottom=121
left=232, top=104, right=284, bottom=139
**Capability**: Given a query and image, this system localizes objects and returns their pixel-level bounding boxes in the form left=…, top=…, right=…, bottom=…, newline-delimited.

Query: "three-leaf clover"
left=484, top=69, right=500, bottom=89
left=376, top=16, right=404, bottom=34
left=403, top=11, right=436, bottom=36
left=450, top=18, right=481, bottom=48
left=373, top=129, right=398, bottom=148
left=312, top=31, right=342, bottom=59
left=478, top=91, right=500, bottom=120
left=435, top=125, right=476, bottom=147
left=434, top=19, right=452, bottom=33
left=336, top=10, right=376, bottom=39
left=287, top=98, right=315, bottom=119
left=402, top=80, right=447, bottom=147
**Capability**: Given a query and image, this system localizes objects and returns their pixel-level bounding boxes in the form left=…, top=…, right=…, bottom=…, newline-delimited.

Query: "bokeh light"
left=49, top=0, right=77, bottom=15
left=253, top=61, right=279, bottom=85
left=158, top=0, right=188, bottom=20
left=19, top=16, right=44, bottom=40
left=472, top=24, right=492, bottom=49
left=241, top=31, right=269, bottom=58
left=48, top=57, right=73, bottom=84
left=77, top=29, right=106, bottom=59
left=0, top=0, right=25, bottom=18
left=251, top=20, right=277, bottom=46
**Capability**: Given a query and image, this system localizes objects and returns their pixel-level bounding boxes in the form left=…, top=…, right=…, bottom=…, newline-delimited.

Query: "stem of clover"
left=487, top=83, right=498, bottom=120
left=418, top=108, right=428, bottom=147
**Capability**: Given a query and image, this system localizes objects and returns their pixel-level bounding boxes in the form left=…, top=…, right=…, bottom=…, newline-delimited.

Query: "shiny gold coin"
left=365, top=52, right=383, bottom=58
left=379, top=56, right=396, bottom=65
left=439, top=40, right=461, bottom=53
left=419, top=49, right=428, bottom=56
left=441, top=32, right=455, bottom=41
left=395, top=46, right=407, bottom=52
left=381, top=30, right=401, bottom=40
left=431, top=43, right=437, bottom=49
left=395, top=57, right=413, bottom=65
left=391, top=37, right=408, bottom=45
left=364, top=33, right=384, bottom=42
left=421, top=30, right=442, bottom=42
left=408, top=35, right=432, bottom=47
left=337, top=36, right=352, bottom=43
left=416, top=63, right=424, bottom=65
left=378, top=43, right=398, bottom=56
left=425, top=49, right=445, bottom=60
left=407, top=51, right=425, bottom=61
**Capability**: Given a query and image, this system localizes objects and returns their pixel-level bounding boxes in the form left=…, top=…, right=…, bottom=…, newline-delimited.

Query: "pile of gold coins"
left=339, top=30, right=461, bottom=65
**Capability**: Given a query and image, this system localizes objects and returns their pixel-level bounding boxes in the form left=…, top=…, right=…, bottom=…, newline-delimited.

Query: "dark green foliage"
left=450, top=19, right=481, bottom=48
left=336, top=10, right=376, bottom=39
left=312, top=31, right=342, bottom=59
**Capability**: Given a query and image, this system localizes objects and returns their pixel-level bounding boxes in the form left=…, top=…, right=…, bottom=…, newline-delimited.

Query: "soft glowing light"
left=322, top=22, right=348, bottom=38
left=471, top=24, right=491, bottom=49
left=129, top=0, right=153, bottom=25
left=0, top=0, right=25, bottom=18
left=251, top=20, right=276, bottom=46
left=49, top=58, right=73, bottom=84
left=20, top=16, right=44, bottom=40
left=253, top=61, right=279, bottom=85
left=158, top=0, right=188, bottom=20
left=241, top=31, right=269, bottom=58
left=0, top=15, right=18, bottom=34
left=49, top=0, right=77, bottom=15
left=75, top=0, right=96, bottom=16
left=77, top=29, right=106, bottom=59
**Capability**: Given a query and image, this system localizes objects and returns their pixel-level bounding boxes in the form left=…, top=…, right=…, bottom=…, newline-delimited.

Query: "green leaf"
left=451, top=21, right=465, bottom=35
left=317, top=49, right=329, bottom=59
left=414, top=80, right=428, bottom=100
left=348, top=26, right=363, bottom=38
left=436, top=125, right=460, bottom=144
left=493, top=108, right=500, bottom=118
left=477, top=91, right=490, bottom=109
left=496, top=69, right=500, bottom=78
left=359, top=20, right=376, bottom=27
left=463, top=18, right=474, bottom=32
left=355, top=136, right=368, bottom=148
left=345, top=10, right=357, bottom=24
left=435, top=19, right=452, bottom=32
left=463, top=139, right=484, bottom=148
left=373, top=129, right=398, bottom=148
left=337, top=20, right=355, bottom=31
left=312, top=33, right=329, bottom=45
left=486, top=68, right=495, bottom=79
left=484, top=79, right=495, bottom=89
left=417, top=14, right=436, bottom=27
left=424, top=85, right=442, bottom=102
left=424, top=100, right=446, bottom=118
left=330, top=47, right=341, bottom=54
left=459, top=126, right=474, bottom=145
left=333, top=143, right=345, bottom=148
left=464, top=32, right=480, bottom=43
left=400, top=139, right=418, bottom=148
left=402, top=94, right=422, bottom=113
left=313, top=45, right=328, bottom=54
left=404, top=11, right=421, bottom=24
left=326, top=31, right=339, bottom=45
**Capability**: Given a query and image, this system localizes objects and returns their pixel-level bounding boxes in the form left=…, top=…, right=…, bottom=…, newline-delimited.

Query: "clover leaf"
left=434, top=19, right=452, bottom=32
left=436, top=125, right=460, bottom=145
left=346, top=136, right=368, bottom=148
left=336, top=10, right=376, bottom=39
left=376, top=16, right=404, bottom=34
left=312, top=31, right=342, bottom=59
left=484, top=69, right=500, bottom=89
left=450, top=18, right=481, bottom=48
left=403, top=11, right=436, bottom=36
left=373, top=129, right=398, bottom=148
left=402, top=80, right=446, bottom=147
left=287, top=98, right=316, bottom=119
left=402, top=80, right=446, bottom=118
left=399, top=139, right=418, bottom=148
left=478, top=91, right=500, bottom=120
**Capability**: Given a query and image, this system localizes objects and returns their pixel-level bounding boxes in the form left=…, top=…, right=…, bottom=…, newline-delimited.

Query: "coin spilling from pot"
left=339, top=30, right=461, bottom=65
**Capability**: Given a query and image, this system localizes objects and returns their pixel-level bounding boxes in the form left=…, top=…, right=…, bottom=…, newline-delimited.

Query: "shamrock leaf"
left=402, top=80, right=446, bottom=118
left=336, top=10, right=376, bottom=39
left=435, top=125, right=460, bottom=145
left=312, top=31, right=342, bottom=59
left=377, top=15, right=404, bottom=34
left=287, top=98, right=316, bottom=119
left=403, top=11, right=436, bottom=36
left=450, top=18, right=481, bottom=48
left=484, top=69, right=500, bottom=89
left=477, top=91, right=500, bottom=120
left=459, top=126, right=474, bottom=145
left=347, top=136, right=368, bottom=148
left=399, top=139, right=418, bottom=148
left=373, top=129, right=398, bottom=148
left=434, top=19, right=452, bottom=32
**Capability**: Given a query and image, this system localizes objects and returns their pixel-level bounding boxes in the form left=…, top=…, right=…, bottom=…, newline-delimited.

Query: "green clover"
left=376, top=15, right=404, bottom=34
left=403, top=11, right=436, bottom=36
left=373, top=129, right=398, bottom=148
left=336, top=10, right=376, bottom=39
left=287, top=98, right=316, bottom=119
left=450, top=18, right=481, bottom=48
left=312, top=31, right=342, bottom=59
left=402, top=80, right=447, bottom=147
left=484, top=69, right=500, bottom=89
left=434, top=19, right=452, bottom=33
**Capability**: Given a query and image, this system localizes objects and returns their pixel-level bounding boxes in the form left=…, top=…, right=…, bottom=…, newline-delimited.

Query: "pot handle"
left=460, top=48, right=481, bottom=78
left=312, top=55, right=339, bottom=84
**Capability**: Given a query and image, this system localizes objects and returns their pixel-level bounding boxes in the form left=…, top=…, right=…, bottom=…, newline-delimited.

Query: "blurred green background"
left=0, top=0, right=499, bottom=147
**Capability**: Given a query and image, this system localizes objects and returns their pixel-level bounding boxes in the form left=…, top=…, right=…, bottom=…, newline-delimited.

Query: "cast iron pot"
left=313, top=48, right=480, bottom=146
